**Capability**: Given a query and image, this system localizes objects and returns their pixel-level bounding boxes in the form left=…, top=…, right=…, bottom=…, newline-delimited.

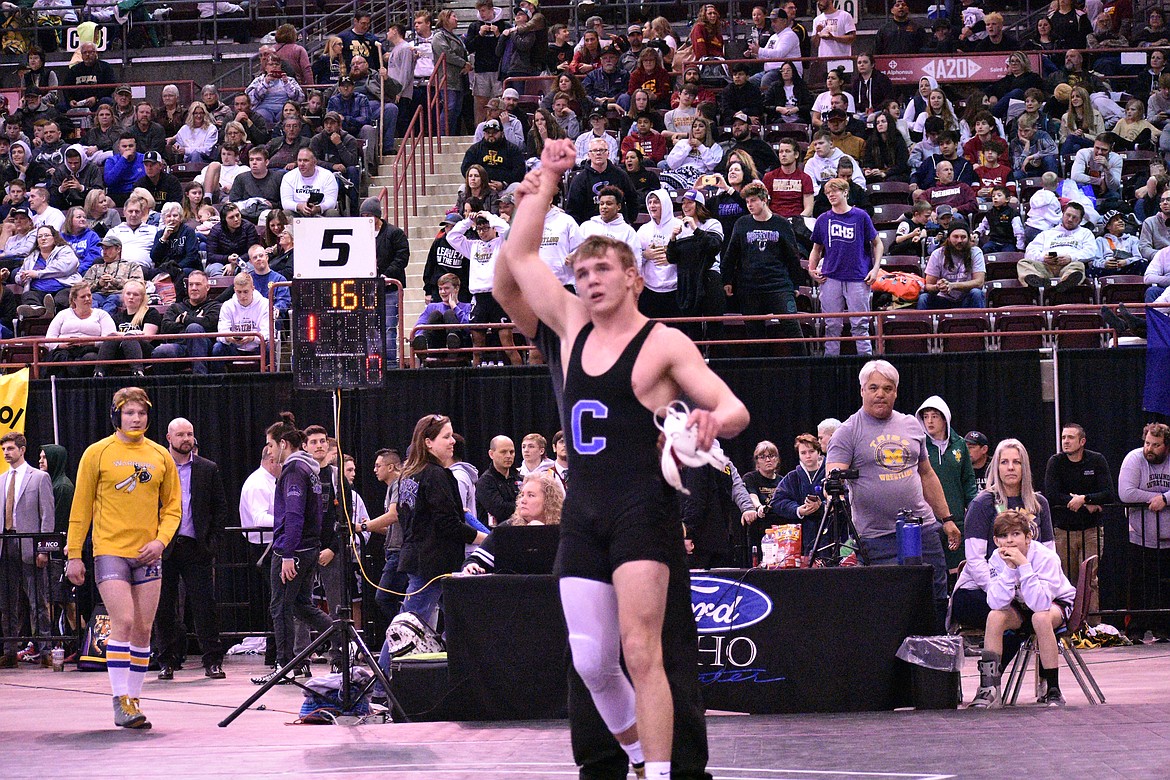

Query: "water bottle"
left=751, top=545, right=759, bottom=568
left=896, top=514, right=923, bottom=566
left=51, top=647, right=64, bottom=672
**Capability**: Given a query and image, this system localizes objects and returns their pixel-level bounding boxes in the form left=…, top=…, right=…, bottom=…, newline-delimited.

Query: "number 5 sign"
left=292, top=217, right=378, bottom=279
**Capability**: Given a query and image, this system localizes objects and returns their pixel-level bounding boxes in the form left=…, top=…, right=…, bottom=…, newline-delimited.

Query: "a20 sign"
left=292, top=217, right=378, bottom=280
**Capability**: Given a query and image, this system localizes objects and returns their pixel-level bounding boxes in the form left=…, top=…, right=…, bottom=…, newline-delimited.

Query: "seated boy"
left=972, top=509, right=1077, bottom=709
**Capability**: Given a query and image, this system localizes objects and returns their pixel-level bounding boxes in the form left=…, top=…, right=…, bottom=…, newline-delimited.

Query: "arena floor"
left=3, top=644, right=1169, bottom=780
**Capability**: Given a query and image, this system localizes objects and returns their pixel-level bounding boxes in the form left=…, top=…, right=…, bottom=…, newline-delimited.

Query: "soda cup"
left=51, top=647, right=65, bottom=672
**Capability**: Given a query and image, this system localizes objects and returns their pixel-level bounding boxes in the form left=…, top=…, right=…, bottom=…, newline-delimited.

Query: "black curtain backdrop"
left=22, top=349, right=1150, bottom=635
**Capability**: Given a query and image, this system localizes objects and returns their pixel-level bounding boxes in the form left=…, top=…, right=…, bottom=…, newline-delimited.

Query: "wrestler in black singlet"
left=556, top=320, right=681, bottom=581
left=534, top=320, right=712, bottom=780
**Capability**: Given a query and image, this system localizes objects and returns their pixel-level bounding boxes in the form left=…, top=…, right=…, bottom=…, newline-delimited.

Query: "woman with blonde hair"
left=84, top=189, right=121, bottom=236
left=462, top=473, right=563, bottom=574
left=1060, top=86, right=1104, bottom=155
left=951, top=438, right=1056, bottom=630
left=313, top=35, right=346, bottom=87
left=95, top=279, right=160, bottom=377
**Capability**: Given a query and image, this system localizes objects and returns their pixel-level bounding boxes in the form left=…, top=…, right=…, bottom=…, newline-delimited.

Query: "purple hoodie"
left=273, top=450, right=323, bottom=558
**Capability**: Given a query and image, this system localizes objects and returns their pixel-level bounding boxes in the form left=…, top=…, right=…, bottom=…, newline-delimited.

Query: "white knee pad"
left=560, top=577, right=637, bottom=735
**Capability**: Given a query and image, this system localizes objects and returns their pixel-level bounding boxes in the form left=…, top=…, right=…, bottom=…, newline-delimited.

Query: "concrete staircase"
left=371, top=135, right=475, bottom=346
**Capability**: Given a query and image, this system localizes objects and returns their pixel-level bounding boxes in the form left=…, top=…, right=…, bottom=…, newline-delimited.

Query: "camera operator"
left=824, top=360, right=962, bottom=627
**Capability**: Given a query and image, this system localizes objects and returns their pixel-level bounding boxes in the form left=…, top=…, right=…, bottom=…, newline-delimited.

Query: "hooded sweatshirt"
left=540, top=207, right=582, bottom=287
left=636, top=188, right=682, bottom=293
left=41, top=444, right=74, bottom=535
left=273, top=450, right=324, bottom=558
left=448, top=213, right=509, bottom=295
left=50, top=144, right=105, bottom=210
left=914, top=394, right=977, bottom=532
left=580, top=213, right=642, bottom=267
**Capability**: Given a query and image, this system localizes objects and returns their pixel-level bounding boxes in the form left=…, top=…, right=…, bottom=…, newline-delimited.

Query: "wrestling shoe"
left=157, top=663, right=175, bottom=680
left=655, top=401, right=732, bottom=496
left=969, top=685, right=1000, bottom=709
left=204, top=664, right=226, bottom=679
left=250, top=666, right=282, bottom=685
left=632, top=762, right=646, bottom=779
left=113, top=695, right=149, bottom=729
left=1037, top=682, right=1066, bottom=707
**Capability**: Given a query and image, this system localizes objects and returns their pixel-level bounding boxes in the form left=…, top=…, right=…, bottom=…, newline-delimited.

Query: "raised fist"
left=540, top=138, right=577, bottom=176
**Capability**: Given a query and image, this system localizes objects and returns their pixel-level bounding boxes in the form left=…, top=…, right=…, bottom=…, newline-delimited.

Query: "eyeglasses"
left=755, top=453, right=778, bottom=460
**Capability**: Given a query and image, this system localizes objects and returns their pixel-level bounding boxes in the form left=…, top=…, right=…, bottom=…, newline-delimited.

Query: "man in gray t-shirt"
left=825, top=360, right=961, bottom=616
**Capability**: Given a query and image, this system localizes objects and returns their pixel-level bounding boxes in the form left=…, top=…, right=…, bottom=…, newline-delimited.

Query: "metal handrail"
left=385, top=52, right=446, bottom=233
left=408, top=301, right=1159, bottom=361
left=0, top=329, right=268, bottom=378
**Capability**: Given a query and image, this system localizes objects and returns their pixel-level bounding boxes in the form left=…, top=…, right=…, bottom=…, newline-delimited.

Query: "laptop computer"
left=489, top=524, right=560, bottom=575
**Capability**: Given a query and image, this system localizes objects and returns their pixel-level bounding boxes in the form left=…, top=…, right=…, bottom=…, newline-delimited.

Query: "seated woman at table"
left=95, top=279, right=160, bottom=377
left=461, top=473, right=564, bottom=575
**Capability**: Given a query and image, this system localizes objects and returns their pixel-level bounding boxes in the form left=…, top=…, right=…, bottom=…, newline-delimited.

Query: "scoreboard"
left=291, top=278, right=386, bottom=389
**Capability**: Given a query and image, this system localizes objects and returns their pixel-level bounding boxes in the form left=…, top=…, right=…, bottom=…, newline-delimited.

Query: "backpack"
left=870, top=270, right=925, bottom=302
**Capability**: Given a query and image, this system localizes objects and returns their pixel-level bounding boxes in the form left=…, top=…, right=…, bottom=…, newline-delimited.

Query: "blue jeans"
left=210, top=340, right=260, bottom=371
left=1060, top=134, right=1094, bottom=156
left=1147, top=285, right=1168, bottom=303
left=375, top=549, right=409, bottom=621
left=381, top=102, right=399, bottom=152
left=982, top=239, right=1018, bottom=254
left=990, top=89, right=1025, bottom=119
left=1014, top=155, right=1057, bottom=179
left=385, top=291, right=399, bottom=366
left=445, top=88, right=464, bottom=135
left=916, top=288, right=986, bottom=309
left=152, top=322, right=211, bottom=374
left=400, top=573, right=442, bottom=631
left=857, top=526, right=949, bottom=626
left=92, top=291, right=121, bottom=313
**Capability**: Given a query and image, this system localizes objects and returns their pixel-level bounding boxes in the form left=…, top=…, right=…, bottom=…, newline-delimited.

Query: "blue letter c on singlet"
left=571, top=400, right=609, bottom=455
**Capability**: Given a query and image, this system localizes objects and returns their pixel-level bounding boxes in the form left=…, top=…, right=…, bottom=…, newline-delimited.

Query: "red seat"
left=879, top=312, right=933, bottom=354
left=764, top=123, right=809, bottom=144
left=984, top=260, right=1020, bottom=281
left=1045, top=282, right=1094, bottom=306
left=1099, top=274, right=1150, bottom=304
left=1054, top=311, right=1108, bottom=349
left=867, top=181, right=916, bottom=206
left=937, top=312, right=991, bottom=352
left=880, top=256, right=923, bottom=275
left=871, top=203, right=915, bottom=228
left=994, top=310, right=1047, bottom=351
left=986, top=279, right=1040, bottom=308
left=1120, top=149, right=1158, bottom=177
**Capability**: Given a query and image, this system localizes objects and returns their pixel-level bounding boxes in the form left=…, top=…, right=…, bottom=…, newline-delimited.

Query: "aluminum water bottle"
left=896, top=516, right=923, bottom=566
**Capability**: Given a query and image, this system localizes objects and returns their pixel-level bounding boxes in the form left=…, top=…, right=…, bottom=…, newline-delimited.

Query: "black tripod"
left=220, top=395, right=406, bottom=726
left=807, top=482, right=862, bottom=568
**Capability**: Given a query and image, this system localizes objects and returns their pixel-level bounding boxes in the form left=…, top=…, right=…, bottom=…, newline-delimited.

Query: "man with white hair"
left=824, top=360, right=962, bottom=629
left=817, top=418, right=842, bottom=452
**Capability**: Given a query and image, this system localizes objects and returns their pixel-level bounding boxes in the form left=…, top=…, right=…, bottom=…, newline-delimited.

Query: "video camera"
left=823, top=467, right=859, bottom=497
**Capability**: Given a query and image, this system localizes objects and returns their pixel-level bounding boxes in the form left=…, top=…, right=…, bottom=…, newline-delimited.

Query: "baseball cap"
left=682, top=189, right=705, bottom=205
left=600, top=46, right=620, bottom=58
left=359, top=197, right=382, bottom=217
left=769, top=8, right=785, bottom=18
left=8, top=206, right=30, bottom=218
left=482, top=118, right=502, bottom=131
left=628, top=24, right=642, bottom=33
left=115, top=84, right=132, bottom=96
left=143, top=151, right=164, bottom=164
left=500, top=192, right=516, bottom=205
left=1102, top=209, right=1124, bottom=225
left=588, top=107, right=607, bottom=120
left=935, top=204, right=953, bottom=217
left=502, top=87, right=520, bottom=100
left=964, top=431, right=989, bottom=447
left=324, top=111, right=343, bottom=124
left=99, top=234, right=122, bottom=247
left=731, top=111, right=750, bottom=124
left=486, top=97, right=504, bottom=110
left=826, top=108, right=848, bottom=120
left=441, top=212, right=460, bottom=226
left=24, top=87, right=41, bottom=98
left=339, top=75, right=354, bottom=85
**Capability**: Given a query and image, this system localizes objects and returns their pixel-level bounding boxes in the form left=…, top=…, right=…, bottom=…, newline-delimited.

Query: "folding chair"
left=1001, top=555, right=1106, bottom=706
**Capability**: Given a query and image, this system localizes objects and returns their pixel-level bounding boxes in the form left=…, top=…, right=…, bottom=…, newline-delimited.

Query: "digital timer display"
left=291, top=278, right=387, bottom=389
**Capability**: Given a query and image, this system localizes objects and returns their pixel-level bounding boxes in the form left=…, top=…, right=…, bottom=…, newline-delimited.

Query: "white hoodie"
left=580, top=213, right=642, bottom=267
left=540, top=207, right=582, bottom=287
left=636, top=187, right=682, bottom=293
left=217, top=290, right=271, bottom=351
left=449, top=213, right=510, bottom=295
left=987, top=538, right=1076, bottom=612
left=1024, top=223, right=1099, bottom=264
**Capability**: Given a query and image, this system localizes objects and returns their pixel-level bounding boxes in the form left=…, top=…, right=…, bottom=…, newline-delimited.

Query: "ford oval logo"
left=690, top=575, right=773, bottom=634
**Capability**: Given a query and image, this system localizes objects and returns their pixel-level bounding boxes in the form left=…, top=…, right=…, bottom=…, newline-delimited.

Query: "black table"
left=440, top=565, right=935, bottom=720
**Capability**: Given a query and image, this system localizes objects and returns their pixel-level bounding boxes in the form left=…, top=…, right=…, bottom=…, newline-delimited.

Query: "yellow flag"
left=0, top=368, right=30, bottom=435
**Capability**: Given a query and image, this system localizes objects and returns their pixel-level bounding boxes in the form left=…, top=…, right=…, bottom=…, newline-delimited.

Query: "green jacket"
left=916, top=395, right=977, bottom=569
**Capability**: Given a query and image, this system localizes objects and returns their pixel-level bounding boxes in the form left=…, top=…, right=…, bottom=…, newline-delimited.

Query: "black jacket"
left=160, top=296, right=222, bottom=335
left=459, top=138, right=526, bottom=186
left=375, top=220, right=410, bottom=286
left=135, top=172, right=183, bottom=206
left=399, top=462, right=479, bottom=579
left=565, top=162, right=639, bottom=224
left=680, top=464, right=735, bottom=566
left=422, top=231, right=470, bottom=302
left=162, top=454, right=227, bottom=562
left=475, top=465, right=522, bottom=525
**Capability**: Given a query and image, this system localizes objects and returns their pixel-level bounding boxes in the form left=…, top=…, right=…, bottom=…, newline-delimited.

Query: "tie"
left=4, top=471, right=14, bottom=532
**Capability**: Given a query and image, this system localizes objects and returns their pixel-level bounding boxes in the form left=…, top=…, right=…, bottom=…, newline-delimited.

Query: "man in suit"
left=154, top=418, right=228, bottom=680
left=0, top=432, right=55, bottom=667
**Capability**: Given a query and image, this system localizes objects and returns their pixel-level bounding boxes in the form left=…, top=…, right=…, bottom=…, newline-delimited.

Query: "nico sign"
left=292, top=217, right=377, bottom=280
left=874, top=53, right=1043, bottom=85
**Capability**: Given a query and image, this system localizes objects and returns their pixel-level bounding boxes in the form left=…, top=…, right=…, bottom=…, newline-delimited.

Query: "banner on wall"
left=0, top=369, right=29, bottom=473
